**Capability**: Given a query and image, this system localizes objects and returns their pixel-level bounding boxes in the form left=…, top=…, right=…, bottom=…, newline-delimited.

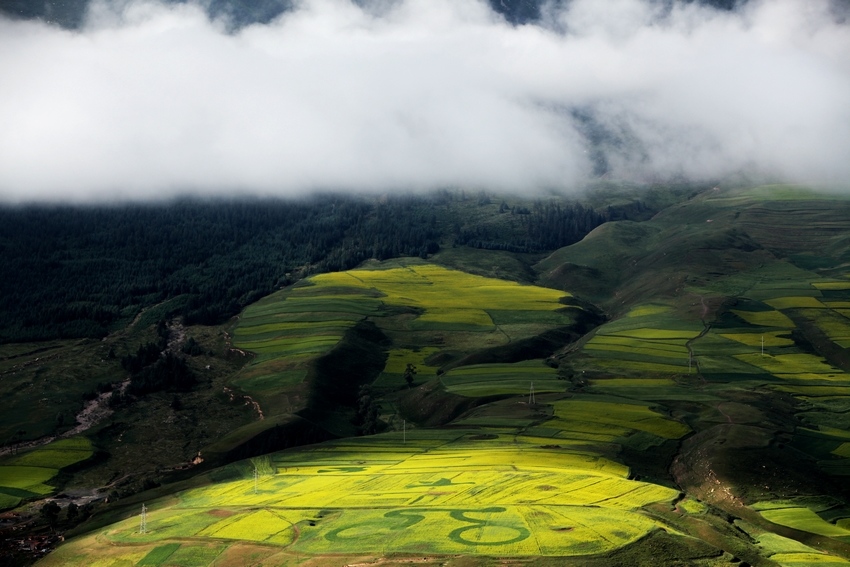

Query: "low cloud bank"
left=1, top=0, right=849, bottom=202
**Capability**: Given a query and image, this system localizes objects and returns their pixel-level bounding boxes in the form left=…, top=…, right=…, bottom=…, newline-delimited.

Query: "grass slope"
left=24, top=184, right=850, bottom=566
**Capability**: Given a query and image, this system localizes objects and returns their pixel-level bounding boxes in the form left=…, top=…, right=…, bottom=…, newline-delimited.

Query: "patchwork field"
left=754, top=501, right=850, bottom=540
left=230, top=261, right=577, bottom=416
left=440, top=360, right=562, bottom=397
left=40, top=414, right=689, bottom=566
left=0, top=437, right=93, bottom=508
left=26, top=188, right=850, bottom=565
left=575, top=304, right=701, bottom=376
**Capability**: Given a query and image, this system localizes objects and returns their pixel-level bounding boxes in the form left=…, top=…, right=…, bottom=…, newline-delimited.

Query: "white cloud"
left=1, top=0, right=848, bottom=202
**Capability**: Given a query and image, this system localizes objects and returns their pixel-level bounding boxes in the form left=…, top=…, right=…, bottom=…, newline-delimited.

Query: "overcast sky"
left=1, top=0, right=849, bottom=202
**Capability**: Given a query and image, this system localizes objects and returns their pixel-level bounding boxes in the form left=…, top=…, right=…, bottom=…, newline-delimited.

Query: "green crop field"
left=719, top=331, right=795, bottom=348
left=814, top=282, right=850, bottom=291
left=757, top=506, right=850, bottom=538
left=0, top=437, right=94, bottom=508
left=588, top=378, right=720, bottom=402
left=735, top=353, right=843, bottom=379
left=731, top=309, right=796, bottom=328
left=0, top=466, right=55, bottom=495
left=230, top=261, right=576, bottom=418
left=6, top=437, right=93, bottom=469
left=804, top=309, right=850, bottom=348
left=552, top=399, right=690, bottom=440
left=440, top=360, right=562, bottom=397
left=571, top=307, right=703, bottom=376
left=765, top=297, right=827, bottom=310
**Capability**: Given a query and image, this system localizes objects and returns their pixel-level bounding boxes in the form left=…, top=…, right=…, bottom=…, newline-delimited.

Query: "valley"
left=3, top=184, right=850, bottom=565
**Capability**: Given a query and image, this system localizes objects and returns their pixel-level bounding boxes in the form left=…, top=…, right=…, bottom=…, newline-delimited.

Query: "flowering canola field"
left=40, top=415, right=689, bottom=565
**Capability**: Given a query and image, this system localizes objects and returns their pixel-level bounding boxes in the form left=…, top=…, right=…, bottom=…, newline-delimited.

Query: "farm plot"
left=695, top=329, right=797, bottom=376
left=813, top=282, right=850, bottom=291
left=551, top=398, right=690, bottom=442
left=734, top=353, right=846, bottom=381
left=756, top=505, right=850, bottom=539
left=751, top=531, right=850, bottom=566
left=311, top=264, right=571, bottom=312
left=765, top=297, right=827, bottom=310
left=803, top=308, right=850, bottom=349
left=440, top=360, right=563, bottom=397
left=588, top=378, right=720, bottom=402
left=696, top=299, right=850, bottom=376
left=578, top=313, right=700, bottom=374
left=372, top=347, right=440, bottom=389
left=231, top=263, right=575, bottom=412
left=231, top=281, right=392, bottom=413
left=6, top=437, right=93, bottom=469
left=0, top=437, right=93, bottom=509
left=311, top=264, right=576, bottom=341
left=43, top=422, right=687, bottom=565
left=730, top=309, right=796, bottom=328
left=719, top=331, right=795, bottom=348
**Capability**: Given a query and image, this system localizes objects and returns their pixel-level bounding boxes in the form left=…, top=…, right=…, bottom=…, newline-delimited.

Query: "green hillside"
left=4, top=184, right=850, bottom=565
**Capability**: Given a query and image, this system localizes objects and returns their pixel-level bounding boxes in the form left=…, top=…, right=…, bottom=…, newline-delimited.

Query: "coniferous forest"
left=0, top=192, right=626, bottom=343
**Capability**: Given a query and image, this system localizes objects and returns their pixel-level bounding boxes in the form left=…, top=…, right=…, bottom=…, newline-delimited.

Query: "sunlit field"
left=41, top=412, right=689, bottom=565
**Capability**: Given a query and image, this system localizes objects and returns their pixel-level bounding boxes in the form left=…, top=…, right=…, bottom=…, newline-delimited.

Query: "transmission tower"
left=253, top=465, right=259, bottom=494
left=529, top=382, right=536, bottom=405
left=139, top=503, right=147, bottom=534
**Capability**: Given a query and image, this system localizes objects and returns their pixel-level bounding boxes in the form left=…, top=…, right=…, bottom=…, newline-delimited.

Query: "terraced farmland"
left=575, top=303, right=701, bottom=376
left=230, top=261, right=577, bottom=417
left=440, top=360, right=562, bottom=397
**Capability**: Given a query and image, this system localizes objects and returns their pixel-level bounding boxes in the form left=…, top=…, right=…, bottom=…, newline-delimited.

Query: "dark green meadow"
left=0, top=339, right=118, bottom=442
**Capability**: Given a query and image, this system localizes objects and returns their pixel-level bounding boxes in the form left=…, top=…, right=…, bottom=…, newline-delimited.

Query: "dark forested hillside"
left=0, top=192, right=631, bottom=343
left=0, top=195, right=439, bottom=341
left=455, top=201, right=606, bottom=252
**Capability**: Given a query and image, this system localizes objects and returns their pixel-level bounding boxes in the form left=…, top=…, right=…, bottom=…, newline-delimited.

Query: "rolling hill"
left=3, top=183, right=850, bottom=566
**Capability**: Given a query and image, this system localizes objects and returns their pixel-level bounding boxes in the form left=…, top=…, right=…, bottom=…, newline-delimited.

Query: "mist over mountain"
left=0, top=0, right=747, bottom=29
left=1, top=0, right=849, bottom=202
